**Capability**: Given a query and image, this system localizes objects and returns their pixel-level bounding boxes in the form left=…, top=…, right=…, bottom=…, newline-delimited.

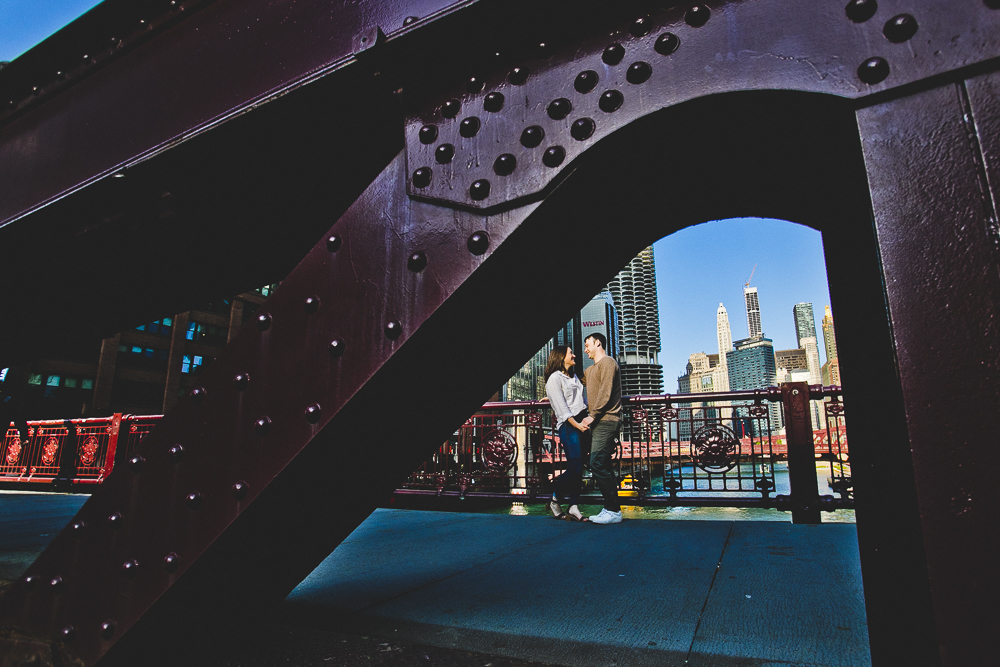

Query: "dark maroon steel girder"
left=1, top=2, right=999, bottom=666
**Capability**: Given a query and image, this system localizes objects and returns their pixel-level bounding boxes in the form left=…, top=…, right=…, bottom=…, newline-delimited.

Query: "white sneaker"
left=588, top=508, right=622, bottom=524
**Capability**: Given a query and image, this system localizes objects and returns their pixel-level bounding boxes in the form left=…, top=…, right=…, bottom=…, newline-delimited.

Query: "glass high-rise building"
left=727, top=336, right=781, bottom=433
left=793, top=303, right=817, bottom=348
left=822, top=305, right=838, bottom=364
left=606, top=246, right=663, bottom=396
left=743, top=287, right=762, bottom=340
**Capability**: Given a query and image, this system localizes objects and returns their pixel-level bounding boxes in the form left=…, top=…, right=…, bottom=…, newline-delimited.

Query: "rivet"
left=256, top=313, right=272, bottom=331
left=685, top=5, right=711, bottom=27
left=469, top=179, right=491, bottom=200
left=467, top=231, right=490, bottom=255
left=571, top=118, right=595, bottom=141
left=483, top=92, right=505, bottom=112
left=49, top=576, right=63, bottom=590
left=435, top=144, right=455, bottom=164
left=190, top=386, right=206, bottom=403
left=254, top=416, right=272, bottom=435
left=547, top=98, right=572, bottom=120
left=412, top=167, right=432, bottom=188
left=574, top=70, right=598, bottom=94
left=630, top=16, right=653, bottom=38
left=71, top=520, right=87, bottom=532
left=107, top=512, right=122, bottom=527
left=845, top=0, right=878, bottom=23
left=233, top=373, right=250, bottom=390
left=60, top=625, right=75, bottom=642
left=542, top=146, right=566, bottom=168
left=304, top=403, right=322, bottom=423
left=326, top=235, right=342, bottom=252
left=857, top=57, right=889, bottom=84
left=232, top=481, right=249, bottom=500
left=403, top=16, right=417, bottom=25
left=654, top=33, right=680, bottom=56
left=24, top=574, right=39, bottom=588
left=508, top=67, right=529, bottom=85
left=186, top=492, right=202, bottom=509
left=603, top=43, right=625, bottom=66
left=493, top=154, right=517, bottom=176
left=304, top=296, right=320, bottom=314
left=56, top=70, right=66, bottom=80
left=128, top=455, right=144, bottom=472
left=883, top=14, right=918, bottom=43
left=163, top=552, right=179, bottom=571
left=100, top=621, right=116, bottom=640
left=599, top=90, right=624, bottom=113
left=441, top=99, right=461, bottom=119
left=537, top=42, right=553, bottom=59
left=418, top=125, right=438, bottom=144
left=121, top=560, right=139, bottom=576
left=328, top=339, right=346, bottom=357
left=407, top=251, right=428, bottom=272
left=520, top=126, right=544, bottom=148
left=170, top=1, right=181, bottom=11
left=168, top=444, right=184, bottom=462
left=459, top=117, right=481, bottom=138
left=32, top=86, right=41, bottom=96
left=466, top=76, right=485, bottom=94
left=626, top=62, right=652, bottom=85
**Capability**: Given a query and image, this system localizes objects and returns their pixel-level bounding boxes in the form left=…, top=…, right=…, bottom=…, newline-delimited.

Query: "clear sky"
left=653, top=218, right=833, bottom=390
left=0, top=1, right=101, bottom=62
left=3, top=6, right=836, bottom=391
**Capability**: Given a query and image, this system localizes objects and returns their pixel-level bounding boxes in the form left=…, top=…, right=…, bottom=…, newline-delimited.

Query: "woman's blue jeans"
left=553, top=422, right=585, bottom=506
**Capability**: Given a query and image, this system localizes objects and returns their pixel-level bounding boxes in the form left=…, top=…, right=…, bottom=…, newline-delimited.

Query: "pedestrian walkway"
left=0, top=493, right=870, bottom=666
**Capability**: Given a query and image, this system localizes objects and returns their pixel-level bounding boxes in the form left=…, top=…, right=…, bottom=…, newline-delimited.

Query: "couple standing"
left=542, top=332, right=623, bottom=525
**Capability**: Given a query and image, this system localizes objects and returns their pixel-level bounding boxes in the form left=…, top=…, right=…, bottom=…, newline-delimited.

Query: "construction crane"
left=744, top=263, right=757, bottom=288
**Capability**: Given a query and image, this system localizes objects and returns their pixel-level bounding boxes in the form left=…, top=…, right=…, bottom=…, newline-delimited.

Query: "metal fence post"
left=783, top=382, right=821, bottom=524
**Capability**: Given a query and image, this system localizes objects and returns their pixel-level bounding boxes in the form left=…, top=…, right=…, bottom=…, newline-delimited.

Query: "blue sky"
left=3, top=5, right=837, bottom=390
left=0, top=1, right=102, bottom=62
left=653, top=218, right=833, bottom=388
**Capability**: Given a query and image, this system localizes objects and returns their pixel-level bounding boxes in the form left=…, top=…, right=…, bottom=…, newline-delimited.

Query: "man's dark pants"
left=589, top=418, right=621, bottom=512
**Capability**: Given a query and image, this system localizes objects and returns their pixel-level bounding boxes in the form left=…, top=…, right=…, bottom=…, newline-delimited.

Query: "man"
left=582, top=332, right=622, bottom=524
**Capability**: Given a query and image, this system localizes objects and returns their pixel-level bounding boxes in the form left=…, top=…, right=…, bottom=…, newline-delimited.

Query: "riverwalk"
left=1, top=492, right=870, bottom=666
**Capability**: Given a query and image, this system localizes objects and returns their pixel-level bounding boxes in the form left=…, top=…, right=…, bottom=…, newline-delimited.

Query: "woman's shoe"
left=566, top=505, right=584, bottom=521
left=548, top=499, right=565, bottom=519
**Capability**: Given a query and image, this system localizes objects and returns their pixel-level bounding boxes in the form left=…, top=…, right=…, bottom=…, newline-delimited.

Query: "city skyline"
left=653, top=217, right=834, bottom=385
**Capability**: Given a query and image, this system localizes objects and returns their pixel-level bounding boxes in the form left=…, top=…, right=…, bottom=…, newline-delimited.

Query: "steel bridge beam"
left=1, top=2, right=999, bottom=666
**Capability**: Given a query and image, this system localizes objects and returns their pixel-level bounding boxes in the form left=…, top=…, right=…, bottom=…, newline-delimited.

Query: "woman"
left=544, top=345, right=589, bottom=521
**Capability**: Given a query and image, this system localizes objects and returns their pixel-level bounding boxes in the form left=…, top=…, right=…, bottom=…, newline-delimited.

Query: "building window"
left=137, top=318, right=174, bottom=336
left=28, top=374, right=42, bottom=385
left=64, top=377, right=78, bottom=388
left=0, top=368, right=6, bottom=382
left=181, top=355, right=204, bottom=374
left=81, top=379, right=94, bottom=390
left=186, top=321, right=226, bottom=345
left=46, top=375, right=61, bottom=387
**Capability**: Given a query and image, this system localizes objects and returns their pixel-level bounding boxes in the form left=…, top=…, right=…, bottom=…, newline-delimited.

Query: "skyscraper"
left=726, top=336, right=782, bottom=432
left=606, top=246, right=663, bottom=395
left=793, top=303, right=817, bottom=348
left=715, top=303, right=732, bottom=392
left=743, top=287, right=762, bottom=339
left=822, top=305, right=838, bottom=364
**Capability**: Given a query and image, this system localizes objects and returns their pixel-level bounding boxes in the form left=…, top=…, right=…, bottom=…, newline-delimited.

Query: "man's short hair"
left=586, top=332, right=607, bottom=351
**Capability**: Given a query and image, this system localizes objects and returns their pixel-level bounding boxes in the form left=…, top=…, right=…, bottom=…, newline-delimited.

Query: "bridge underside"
left=1, top=2, right=998, bottom=666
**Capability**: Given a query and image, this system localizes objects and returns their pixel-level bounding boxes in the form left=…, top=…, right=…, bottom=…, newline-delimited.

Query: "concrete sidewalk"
left=285, top=509, right=871, bottom=667
left=0, top=494, right=870, bottom=666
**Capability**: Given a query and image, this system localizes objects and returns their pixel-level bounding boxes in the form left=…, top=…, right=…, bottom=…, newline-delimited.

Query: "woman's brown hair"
left=544, top=345, right=575, bottom=382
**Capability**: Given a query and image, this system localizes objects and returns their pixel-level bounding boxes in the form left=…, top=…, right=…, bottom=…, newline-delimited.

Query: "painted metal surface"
left=0, top=2, right=997, bottom=667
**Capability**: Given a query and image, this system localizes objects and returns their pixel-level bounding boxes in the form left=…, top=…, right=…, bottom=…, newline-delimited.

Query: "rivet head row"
left=845, top=0, right=878, bottom=23
left=468, top=232, right=490, bottom=255
left=304, top=403, right=322, bottom=423
left=407, top=251, right=428, bottom=272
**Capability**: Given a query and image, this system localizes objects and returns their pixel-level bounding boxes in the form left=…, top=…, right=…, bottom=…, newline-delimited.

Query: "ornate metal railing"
left=398, top=384, right=852, bottom=521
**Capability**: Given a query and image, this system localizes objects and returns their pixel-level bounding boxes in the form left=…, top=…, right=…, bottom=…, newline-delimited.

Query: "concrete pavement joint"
left=685, top=521, right=735, bottom=664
